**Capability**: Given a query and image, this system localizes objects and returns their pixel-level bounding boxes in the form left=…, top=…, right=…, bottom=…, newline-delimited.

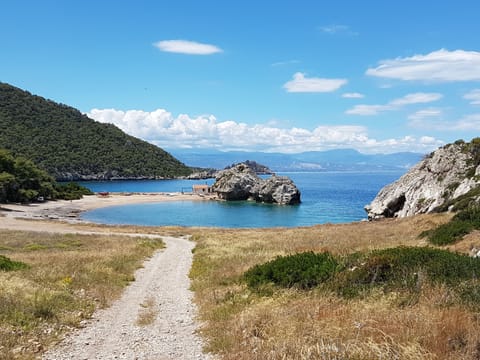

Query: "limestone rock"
left=212, top=163, right=301, bottom=205
left=212, top=164, right=259, bottom=201
left=255, top=176, right=301, bottom=205
left=365, top=141, right=480, bottom=219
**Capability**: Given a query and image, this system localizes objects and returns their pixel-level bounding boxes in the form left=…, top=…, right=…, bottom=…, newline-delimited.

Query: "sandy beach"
left=0, top=192, right=216, bottom=224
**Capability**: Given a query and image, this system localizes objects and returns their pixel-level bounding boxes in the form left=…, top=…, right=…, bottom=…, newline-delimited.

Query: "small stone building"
left=192, top=184, right=212, bottom=194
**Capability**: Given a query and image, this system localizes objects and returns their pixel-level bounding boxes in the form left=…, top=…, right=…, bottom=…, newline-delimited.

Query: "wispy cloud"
left=408, top=108, right=444, bottom=128
left=153, top=39, right=222, bottom=55
left=464, top=89, right=480, bottom=105
left=346, top=92, right=443, bottom=115
left=342, top=92, right=365, bottom=99
left=320, top=24, right=358, bottom=36
left=283, top=72, right=347, bottom=93
left=87, top=108, right=442, bottom=154
left=271, top=60, right=300, bottom=67
left=409, top=110, right=480, bottom=131
left=366, top=49, right=480, bottom=82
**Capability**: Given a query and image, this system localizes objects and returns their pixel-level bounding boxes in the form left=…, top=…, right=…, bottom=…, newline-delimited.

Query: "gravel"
left=42, top=235, right=211, bottom=360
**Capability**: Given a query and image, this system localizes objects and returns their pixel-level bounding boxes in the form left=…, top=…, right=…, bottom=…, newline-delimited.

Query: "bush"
left=54, top=182, right=93, bottom=200
left=422, top=205, right=480, bottom=245
left=244, top=251, right=338, bottom=289
left=0, top=255, right=28, bottom=271
left=245, top=247, right=480, bottom=308
left=334, top=247, right=480, bottom=298
left=421, top=221, right=474, bottom=245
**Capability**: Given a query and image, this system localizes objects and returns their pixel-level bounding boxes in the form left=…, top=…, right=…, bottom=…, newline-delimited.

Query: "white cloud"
left=87, top=108, right=442, bottom=154
left=320, top=24, right=358, bottom=36
left=389, top=93, right=443, bottom=106
left=346, top=92, right=443, bottom=116
left=283, top=72, right=347, bottom=93
left=153, top=40, right=222, bottom=55
left=271, top=60, right=300, bottom=67
left=342, top=92, right=365, bottom=99
left=345, top=104, right=390, bottom=116
left=408, top=109, right=480, bottom=131
left=464, top=89, right=480, bottom=105
left=408, top=108, right=443, bottom=121
left=366, top=49, right=480, bottom=82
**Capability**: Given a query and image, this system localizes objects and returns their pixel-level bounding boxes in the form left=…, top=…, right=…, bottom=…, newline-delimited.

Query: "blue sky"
left=2, top=0, right=480, bottom=154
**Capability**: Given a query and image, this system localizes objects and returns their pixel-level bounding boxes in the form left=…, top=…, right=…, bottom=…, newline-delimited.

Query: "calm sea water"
left=79, top=171, right=402, bottom=228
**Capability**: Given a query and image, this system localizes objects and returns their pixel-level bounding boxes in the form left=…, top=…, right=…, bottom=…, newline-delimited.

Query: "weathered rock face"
left=365, top=141, right=480, bottom=219
left=212, top=164, right=260, bottom=201
left=212, top=163, right=301, bottom=205
left=255, top=176, right=301, bottom=205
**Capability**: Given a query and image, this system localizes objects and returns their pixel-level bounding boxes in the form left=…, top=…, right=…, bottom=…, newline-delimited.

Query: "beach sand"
left=0, top=192, right=216, bottom=224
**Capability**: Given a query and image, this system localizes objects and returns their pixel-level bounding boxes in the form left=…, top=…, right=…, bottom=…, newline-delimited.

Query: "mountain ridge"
left=168, top=148, right=423, bottom=172
left=0, top=83, right=192, bottom=180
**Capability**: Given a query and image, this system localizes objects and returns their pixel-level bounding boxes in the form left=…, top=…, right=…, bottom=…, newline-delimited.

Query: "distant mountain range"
left=168, top=148, right=424, bottom=172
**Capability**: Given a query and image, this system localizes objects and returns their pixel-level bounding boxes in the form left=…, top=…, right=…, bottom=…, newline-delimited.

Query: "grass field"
left=0, top=229, right=164, bottom=359
left=190, top=213, right=480, bottom=360
left=2, top=213, right=480, bottom=359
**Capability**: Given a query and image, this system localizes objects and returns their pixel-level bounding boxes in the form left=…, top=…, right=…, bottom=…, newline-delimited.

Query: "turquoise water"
left=79, top=171, right=402, bottom=228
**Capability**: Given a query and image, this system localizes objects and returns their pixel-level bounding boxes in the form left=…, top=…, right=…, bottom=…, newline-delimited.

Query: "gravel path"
left=42, top=235, right=211, bottom=360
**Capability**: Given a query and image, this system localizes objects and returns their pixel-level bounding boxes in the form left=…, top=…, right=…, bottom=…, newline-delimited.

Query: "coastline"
left=0, top=192, right=216, bottom=224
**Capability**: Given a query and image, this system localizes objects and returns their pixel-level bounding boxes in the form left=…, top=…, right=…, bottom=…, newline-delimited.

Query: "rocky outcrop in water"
left=255, top=176, right=301, bottom=205
left=212, top=163, right=301, bottom=205
left=212, top=164, right=259, bottom=201
left=365, top=139, right=480, bottom=219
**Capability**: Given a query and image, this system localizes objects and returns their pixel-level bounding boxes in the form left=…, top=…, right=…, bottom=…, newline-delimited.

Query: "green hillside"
left=0, top=83, right=192, bottom=180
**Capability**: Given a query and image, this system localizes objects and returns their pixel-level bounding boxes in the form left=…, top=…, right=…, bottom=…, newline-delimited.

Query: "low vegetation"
left=0, top=254, right=28, bottom=271
left=422, top=205, right=480, bottom=245
left=0, top=229, right=164, bottom=359
left=244, top=247, right=480, bottom=307
left=190, top=213, right=480, bottom=359
left=244, top=251, right=338, bottom=289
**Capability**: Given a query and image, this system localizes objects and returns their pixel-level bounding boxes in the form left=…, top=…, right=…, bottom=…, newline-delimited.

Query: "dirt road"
left=1, top=218, right=210, bottom=359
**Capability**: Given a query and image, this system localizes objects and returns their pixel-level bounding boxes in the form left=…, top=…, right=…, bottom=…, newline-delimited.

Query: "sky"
left=2, top=0, right=480, bottom=154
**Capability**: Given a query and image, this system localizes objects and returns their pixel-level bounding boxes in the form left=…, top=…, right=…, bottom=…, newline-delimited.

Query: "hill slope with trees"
left=0, top=149, right=92, bottom=203
left=0, top=83, right=192, bottom=180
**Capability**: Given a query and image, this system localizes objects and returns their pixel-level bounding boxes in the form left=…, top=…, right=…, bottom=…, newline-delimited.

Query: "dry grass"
left=136, top=296, right=158, bottom=326
left=190, top=213, right=480, bottom=359
left=0, top=229, right=164, bottom=359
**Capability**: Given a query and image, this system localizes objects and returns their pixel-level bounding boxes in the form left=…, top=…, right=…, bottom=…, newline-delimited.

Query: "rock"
left=183, top=169, right=217, bottom=180
left=212, top=164, right=259, bottom=201
left=212, top=163, right=300, bottom=205
left=254, top=176, right=301, bottom=205
left=365, top=140, right=480, bottom=219
left=225, top=160, right=274, bottom=175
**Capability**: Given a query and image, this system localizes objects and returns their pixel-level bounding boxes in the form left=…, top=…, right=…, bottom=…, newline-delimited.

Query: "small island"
left=212, top=163, right=301, bottom=205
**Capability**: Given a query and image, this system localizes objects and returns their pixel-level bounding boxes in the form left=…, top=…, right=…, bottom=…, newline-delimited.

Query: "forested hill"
left=0, top=83, right=192, bottom=180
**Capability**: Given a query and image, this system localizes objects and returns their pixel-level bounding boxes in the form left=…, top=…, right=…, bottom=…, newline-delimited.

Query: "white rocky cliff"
left=365, top=140, right=480, bottom=219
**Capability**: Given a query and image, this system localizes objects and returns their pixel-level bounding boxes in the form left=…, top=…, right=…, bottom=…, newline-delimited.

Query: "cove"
left=80, top=171, right=403, bottom=228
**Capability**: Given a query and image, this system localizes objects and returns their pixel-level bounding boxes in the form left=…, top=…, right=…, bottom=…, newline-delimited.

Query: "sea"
left=78, top=171, right=403, bottom=228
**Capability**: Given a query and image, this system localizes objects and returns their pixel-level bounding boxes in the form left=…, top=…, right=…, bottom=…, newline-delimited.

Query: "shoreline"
left=0, top=192, right=216, bottom=224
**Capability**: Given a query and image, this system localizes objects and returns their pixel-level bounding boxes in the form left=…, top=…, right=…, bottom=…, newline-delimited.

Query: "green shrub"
left=334, top=247, right=480, bottom=298
left=54, top=181, right=93, bottom=200
left=244, top=247, right=480, bottom=308
left=421, top=221, right=473, bottom=245
left=244, top=251, right=338, bottom=289
left=0, top=255, right=28, bottom=271
left=422, top=205, right=480, bottom=245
